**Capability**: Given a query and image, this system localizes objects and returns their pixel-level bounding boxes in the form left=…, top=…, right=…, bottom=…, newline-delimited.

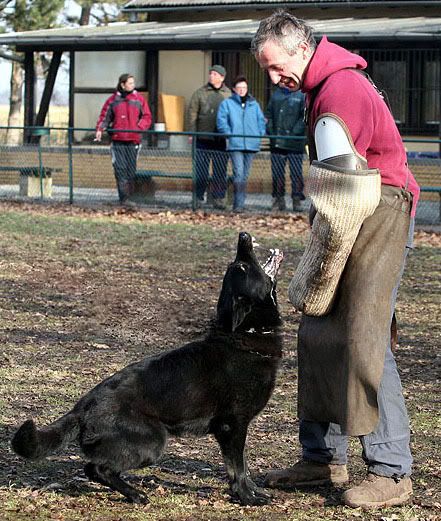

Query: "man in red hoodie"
left=96, top=74, right=152, bottom=205
left=252, top=10, right=419, bottom=509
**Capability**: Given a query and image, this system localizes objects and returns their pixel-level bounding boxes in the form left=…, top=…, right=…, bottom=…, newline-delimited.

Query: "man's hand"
left=95, top=130, right=102, bottom=142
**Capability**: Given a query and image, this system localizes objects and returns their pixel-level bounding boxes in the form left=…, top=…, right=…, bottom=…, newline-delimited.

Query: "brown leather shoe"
left=264, top=460, right=349, bottom=489
left=343, top=473, right=413, bottom=508
left=272, top=196, right=286, bottom=211
left=212, top=197, right=226, bottom=210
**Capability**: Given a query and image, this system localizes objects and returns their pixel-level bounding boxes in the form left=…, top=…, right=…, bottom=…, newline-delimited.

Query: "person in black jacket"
left=265, top=86, right=306, bottom=211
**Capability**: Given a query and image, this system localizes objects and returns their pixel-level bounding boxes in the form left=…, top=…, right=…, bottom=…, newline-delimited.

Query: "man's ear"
left=232, top=296, right=252, bottom=332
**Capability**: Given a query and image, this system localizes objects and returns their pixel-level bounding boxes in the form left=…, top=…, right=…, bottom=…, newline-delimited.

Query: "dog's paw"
left=235, top=488, right=271, bottom=506
left=127, top=491, right=149, bottom=504
left=246, top=478, right=271, bottom=497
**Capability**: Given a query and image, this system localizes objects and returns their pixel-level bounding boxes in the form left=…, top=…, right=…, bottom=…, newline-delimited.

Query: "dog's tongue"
left=262, top=249, right=283, bottom=280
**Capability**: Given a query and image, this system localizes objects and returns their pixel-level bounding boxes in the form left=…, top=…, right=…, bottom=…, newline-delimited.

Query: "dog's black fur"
left=11, top=232, right=283, bottom=506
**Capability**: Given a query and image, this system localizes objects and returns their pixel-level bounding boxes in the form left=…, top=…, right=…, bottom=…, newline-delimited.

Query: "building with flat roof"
left=0, top=0, right=439, bottom=137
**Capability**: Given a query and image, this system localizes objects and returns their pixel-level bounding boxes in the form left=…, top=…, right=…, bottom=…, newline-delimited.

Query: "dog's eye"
left=237, top=263, right=247, bottom=273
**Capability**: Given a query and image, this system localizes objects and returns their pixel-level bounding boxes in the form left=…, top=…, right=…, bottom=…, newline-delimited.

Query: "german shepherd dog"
left=11, top=232, right=283, bottom=506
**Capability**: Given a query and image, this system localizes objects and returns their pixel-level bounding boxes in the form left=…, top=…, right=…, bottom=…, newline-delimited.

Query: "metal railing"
left=0, top=126, right=440, bottom=223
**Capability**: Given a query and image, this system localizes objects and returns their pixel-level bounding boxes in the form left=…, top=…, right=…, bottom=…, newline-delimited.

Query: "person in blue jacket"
left=217, top=76, right=266, bottom=212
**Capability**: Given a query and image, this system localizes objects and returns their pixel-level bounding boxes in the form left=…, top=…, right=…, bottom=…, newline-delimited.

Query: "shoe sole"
left=344, top=491, right=412, bottom=509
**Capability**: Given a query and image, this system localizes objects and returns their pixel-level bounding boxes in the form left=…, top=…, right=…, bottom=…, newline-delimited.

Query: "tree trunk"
left=80, top=6, right=91, bottom=26
left=7, top=61, right=24, bottom=145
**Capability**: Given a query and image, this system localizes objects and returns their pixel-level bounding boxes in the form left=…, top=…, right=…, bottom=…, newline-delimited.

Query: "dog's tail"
left=11, top=412, right=79, bottom=460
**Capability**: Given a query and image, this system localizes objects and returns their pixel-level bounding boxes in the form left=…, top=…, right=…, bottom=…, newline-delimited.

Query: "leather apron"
left=297, top=184, right=412, bottom=435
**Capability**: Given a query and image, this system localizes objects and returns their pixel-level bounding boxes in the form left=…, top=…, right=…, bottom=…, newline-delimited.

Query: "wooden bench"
left=0, top=165, right=62, bottom=198
left=133, top=170, right=193, bottom=200
left=0, top=165, right=61, bottom=175
left=135, top=169, right=193, bottom=181
left=133, top=170, right=237, bottom=204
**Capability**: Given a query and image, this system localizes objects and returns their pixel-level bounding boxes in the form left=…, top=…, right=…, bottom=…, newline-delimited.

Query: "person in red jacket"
left=252, top=10, right=419, bottom=509
left=95, top=74, right=152, bottom=204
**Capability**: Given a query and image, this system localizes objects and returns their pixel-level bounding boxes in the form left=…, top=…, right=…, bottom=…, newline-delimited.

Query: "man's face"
left=209, top=70, right=225, bottom=88
left=256, top=40, right=309, bottom=92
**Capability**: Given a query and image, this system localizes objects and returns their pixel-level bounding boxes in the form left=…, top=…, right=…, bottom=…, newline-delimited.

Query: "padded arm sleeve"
left=288, top=162, right=381, bottom=315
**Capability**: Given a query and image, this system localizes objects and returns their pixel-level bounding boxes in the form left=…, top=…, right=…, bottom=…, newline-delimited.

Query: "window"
left=212, top=51, right=270, bottom=107
left=360, top=48, right=440, bottom=134
left=424, top=59, right=440, bottom=125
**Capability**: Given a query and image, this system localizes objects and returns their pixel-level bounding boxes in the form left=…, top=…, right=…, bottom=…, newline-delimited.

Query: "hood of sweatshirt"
left=302, top=36, right=367, bottom=93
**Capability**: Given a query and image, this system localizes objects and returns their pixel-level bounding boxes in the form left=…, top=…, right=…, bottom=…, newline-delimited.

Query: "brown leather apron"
left=297, top=184, right=412, bottom=435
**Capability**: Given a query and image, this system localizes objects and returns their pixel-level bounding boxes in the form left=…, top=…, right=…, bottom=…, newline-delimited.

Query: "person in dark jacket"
left=187, top=65, right=231, bottom=209
left=217, top=76, right=266, bottom=213
left=266, top=86, right=306, bottom=211
left=95, top=74, right=152, bottom=205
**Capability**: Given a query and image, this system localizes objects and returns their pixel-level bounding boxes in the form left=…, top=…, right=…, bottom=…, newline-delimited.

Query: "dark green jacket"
left=186, top=83, right=231, bottom=140
left=265, top=87, right=306, bottom=153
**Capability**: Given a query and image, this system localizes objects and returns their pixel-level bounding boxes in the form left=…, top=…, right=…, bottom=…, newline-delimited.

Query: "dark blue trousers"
left=271, top=149, right=305, bottom=199
left=110, top=141, right=140, bottom=203
left=195, top=139, right=229, bottom=200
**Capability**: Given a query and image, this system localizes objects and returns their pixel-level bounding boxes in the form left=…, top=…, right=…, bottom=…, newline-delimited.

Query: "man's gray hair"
left=251, top=10, right=316, bottom=57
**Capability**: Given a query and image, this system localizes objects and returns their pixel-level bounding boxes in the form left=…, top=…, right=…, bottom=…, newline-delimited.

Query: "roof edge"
left=122, top=0, right=441, bottom=13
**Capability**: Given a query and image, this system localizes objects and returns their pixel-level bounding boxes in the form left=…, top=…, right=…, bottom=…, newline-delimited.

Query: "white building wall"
left=158, top=50, right=211, bottom=103
left=74, top=50, right=145, bottom=138
left=73, top=49, right=211, bottom=139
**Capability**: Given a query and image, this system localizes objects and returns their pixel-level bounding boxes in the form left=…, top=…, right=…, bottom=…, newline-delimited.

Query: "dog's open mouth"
left=237, top=232, right=283, bottom=281
left=262, top=248, right=284, bottom=280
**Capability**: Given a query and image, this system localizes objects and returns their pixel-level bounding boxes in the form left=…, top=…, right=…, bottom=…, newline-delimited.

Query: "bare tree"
left=2, top=1, right=128, bottom=143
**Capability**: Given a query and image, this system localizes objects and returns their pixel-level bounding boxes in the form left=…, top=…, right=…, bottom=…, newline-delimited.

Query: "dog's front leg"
left=213, top=421, right=270, bottom=506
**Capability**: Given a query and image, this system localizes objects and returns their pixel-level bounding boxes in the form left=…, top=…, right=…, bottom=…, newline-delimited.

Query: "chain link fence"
left=0, top=126, right=440, bottom=224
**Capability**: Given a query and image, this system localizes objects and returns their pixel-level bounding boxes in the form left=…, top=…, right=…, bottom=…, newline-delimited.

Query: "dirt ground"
left=0, top=201, right=440, bottom=521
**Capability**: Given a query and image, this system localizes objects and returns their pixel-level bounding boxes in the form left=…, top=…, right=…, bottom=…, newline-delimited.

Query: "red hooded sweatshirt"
left=302, top=36, right=420, bottom=216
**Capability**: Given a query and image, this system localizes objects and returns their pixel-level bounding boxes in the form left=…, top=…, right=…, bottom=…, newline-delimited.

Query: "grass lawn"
left=0, top=201, right=440, bottom=521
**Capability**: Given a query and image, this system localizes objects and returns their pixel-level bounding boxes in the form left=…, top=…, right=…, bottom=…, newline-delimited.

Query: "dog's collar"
left=245, top=327, right=275, bottom=335
left=246, top=349, right=277, bottom=359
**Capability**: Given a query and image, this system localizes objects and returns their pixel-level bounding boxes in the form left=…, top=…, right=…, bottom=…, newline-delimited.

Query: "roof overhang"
left=1, top=17, right=441, bottom=53
left=122, top=0, right=441, bottom=12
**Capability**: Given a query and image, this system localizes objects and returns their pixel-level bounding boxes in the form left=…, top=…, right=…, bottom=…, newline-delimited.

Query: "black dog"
left=11, top=232, right=283, bottom=506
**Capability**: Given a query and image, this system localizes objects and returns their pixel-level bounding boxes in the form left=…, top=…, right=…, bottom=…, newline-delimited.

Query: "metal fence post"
left=31, top=127, right=50, bottom=200
left=68, top=127, right=74, bottom=204
left=191, top=134, right=197, bottom=211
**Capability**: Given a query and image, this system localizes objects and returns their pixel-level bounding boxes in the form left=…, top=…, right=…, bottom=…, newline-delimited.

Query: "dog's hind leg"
left=84, top=463, right=148, bottom=504
left=213, top=418, right=270, bottom=506
left=82, top=417, right=168, bottom=503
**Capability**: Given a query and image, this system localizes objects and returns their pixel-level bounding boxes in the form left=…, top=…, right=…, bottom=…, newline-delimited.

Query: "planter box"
left=19, top=174, right=52, bottom=198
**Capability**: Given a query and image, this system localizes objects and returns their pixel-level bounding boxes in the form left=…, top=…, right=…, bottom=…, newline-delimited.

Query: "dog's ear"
left=232, top=296, right=252, bottom=332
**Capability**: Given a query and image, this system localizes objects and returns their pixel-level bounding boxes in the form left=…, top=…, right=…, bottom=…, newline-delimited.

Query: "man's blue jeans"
left=230, top=151, right=256, bottom=209
left=271, top=149, right=305, bottom=199
left=299, top=220, right=415, bottom=478
left=195, top=140, right=228, bottom=200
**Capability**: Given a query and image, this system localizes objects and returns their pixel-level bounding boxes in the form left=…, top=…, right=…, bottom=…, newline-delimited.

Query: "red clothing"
left=96, top=90, right=152, bottom=144
left=302, top=36, right=420, bottom=215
